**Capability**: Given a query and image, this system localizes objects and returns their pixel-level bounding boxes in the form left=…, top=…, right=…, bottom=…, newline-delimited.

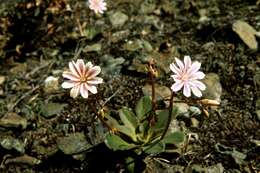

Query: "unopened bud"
left=202, top=108, right=209, bottom=117
left=199, top=99, right=220, bottom=106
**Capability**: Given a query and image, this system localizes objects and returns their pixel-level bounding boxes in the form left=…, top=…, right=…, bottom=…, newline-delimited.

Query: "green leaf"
left=152, top=110, right=169, bottom=136
left=105, top=133, right=136, bottom=151
left=143, top=141, right=165, bottom=154
left=126, top=157, right=135, bottom=173
left=135, top=96, right=152, bottom=120
left=105, top=115, right=136, bottom=141
left=138, top=121, right=150, bottom=142
left=119, top=107, right=137, bottom=131
left=162, top=131, right=185, bottom=144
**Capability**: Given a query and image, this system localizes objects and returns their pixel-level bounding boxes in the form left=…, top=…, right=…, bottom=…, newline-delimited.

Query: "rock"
left=83, top=43, right=102, bottom=52
left=123, top=39, right=143, bottom=51
left=57, top=132, right=91, bottom=155
left=100, top=55, right=125, bottom=75
left=83, top=26, right=100, bottom=40
left=40, top=102, right=66, bottom=119
left=109, top=11, right=129, bottom=28
left=186, top=163, right=224, bottom=173
left=202, top=73, right=222, bottom=102
left=4, top=155, right=41, bottom=166
left=0, top=137, right=25, bottom=153
left=44, top=76, right=59, bottom=93
left=232, top=20, right=259, bottom=50
left=190, top=118, right=200, bottom=128
left=0, top=112, right=27, bottom=129
left=140, top=1, right=156, bottom=14
left=10, top=63, right=27, bottom=74
left=198, top=9, right=210, bottom=23
left=142, top=83, right=171, bottom=101
left=189, top=106, right=202, bottom=116
left=0, top=75, right=5, bottom=85
left=175, top=103, right=189, bottom=116
left=256, top=110, right=260, bottom=121
left=110, top=30, right=130, bottom=43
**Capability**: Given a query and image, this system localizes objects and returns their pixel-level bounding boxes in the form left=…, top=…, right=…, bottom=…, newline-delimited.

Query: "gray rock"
left=1, top=137, right=25, bottom=153
left=57, top=132, right=91, bottom=155
left=83, top=43, right=102, bottom=52
left=0, top=112, right=27, bottom=129
left=109, top=11, right=128, bottom=28
left=202, top=73, right=222, bottom=102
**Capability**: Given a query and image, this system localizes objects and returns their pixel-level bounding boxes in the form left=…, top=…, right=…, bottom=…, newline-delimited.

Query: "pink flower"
left=88, top=0, right=107, bottom=14
left=62, top=59, right=103, bottom=99
left=170, top=56, right=206, bottom=97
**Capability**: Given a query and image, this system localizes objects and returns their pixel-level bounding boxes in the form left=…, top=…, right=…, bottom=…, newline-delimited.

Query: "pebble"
left=44, top=76, right=59, bottom=93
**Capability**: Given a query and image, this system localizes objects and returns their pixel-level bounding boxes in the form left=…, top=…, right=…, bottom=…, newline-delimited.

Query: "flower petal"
left=191, top=86, right=202, bottom=97
left=170, top=63, right=181, bottom=76
left=70, top=85, right=80, bottom=98
left=76, top=59, right=86, bottom=76
left=175, top=58, right=185, bottom=71
left=80, top=83, right=89, bottom=98
left=69, top=61, right=80, bottom=77
left=171, top=82, right=184, bottom=92
left=187, top=61, right=201, bottom=75
left=183, top=83, right=191, bottom=97
left=87, top=77, right=103, bottom=84
left=87, top=66, right=101, bottom=78
left=184, top=55, right=191, bottom=70
left=192, top=80, right=206, bottom=90
left=61, top=81, right=76, bottom=89
left=62, top=71, right=80, bottom=81
left=86, top=84, right=97, bottom=94
left=194, top=71, right=205, bottom=79
left=171, top=75, right=180, bottom=82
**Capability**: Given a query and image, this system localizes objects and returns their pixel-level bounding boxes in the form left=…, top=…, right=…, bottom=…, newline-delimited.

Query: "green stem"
left=160, top=92, right=174, bottom=140
left=88, top=97, right=112, bottom=131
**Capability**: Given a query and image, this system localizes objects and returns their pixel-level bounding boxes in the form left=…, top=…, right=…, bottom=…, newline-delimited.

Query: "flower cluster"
left=170, top=56, right=206, bottom=97
left=62, top=59, right=103, bottom=99
left=88, top=0, right=107, bottom=14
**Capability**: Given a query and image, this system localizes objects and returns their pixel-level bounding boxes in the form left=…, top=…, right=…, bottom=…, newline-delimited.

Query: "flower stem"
left=160, top=91, right=174, bottom=140
left=88, top=98, right=112, bottom=131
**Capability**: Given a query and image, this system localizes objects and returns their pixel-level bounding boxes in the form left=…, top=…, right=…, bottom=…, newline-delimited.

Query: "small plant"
left=61, top=56, right=219, bottom=172
left=104, top=96, right=184, bottom=153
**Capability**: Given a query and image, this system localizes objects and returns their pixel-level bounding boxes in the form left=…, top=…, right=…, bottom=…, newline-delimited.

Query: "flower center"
left=80, top=76, right=88, bottom=83
left=181, top=73, right=189, bottom=81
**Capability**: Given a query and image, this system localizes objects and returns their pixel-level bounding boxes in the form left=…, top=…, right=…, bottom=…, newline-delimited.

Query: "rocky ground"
left=0, top=0, right=259, bottom=172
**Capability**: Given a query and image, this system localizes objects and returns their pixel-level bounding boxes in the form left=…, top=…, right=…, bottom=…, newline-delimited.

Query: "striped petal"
left=171, top=81, right=184, bottom=92
left=183, top=83, right=191, bottom=97
left=175, top=58, right=185, bottom=71
left=69, top=61, right=80, bottom=77
left=87, top=77, right=103, bottom=84
left=191, top=86, right=202, bottom=97
left=80, top=83, right=89, bottom=98
left=62, top=71, right=80, bottom=81
left=170, top=63, right=181, bottom=76
left=86, top=85, right=97, bottom=94
left=87, top=66, right=101, bottom=78
left=61, top=81, right=77, bottom=89
left=70, top=85, right=80, bottom=98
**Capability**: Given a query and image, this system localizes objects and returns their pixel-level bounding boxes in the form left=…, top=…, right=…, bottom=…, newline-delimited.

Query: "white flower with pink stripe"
left=170, top=56, right=206, bottom=97
left=62, top=59, right=103, bottom=99
left=88, top=0, right=107, bottom=14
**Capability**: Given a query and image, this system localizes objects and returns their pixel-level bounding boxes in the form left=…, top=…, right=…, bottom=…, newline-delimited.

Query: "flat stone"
left=202, top=73, right=222, bottom=102
left=57, top=132, right=91, bottom=155
left=109, top=11, right=128, bottom=28
left=0, top=112, right=27, bottom=129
